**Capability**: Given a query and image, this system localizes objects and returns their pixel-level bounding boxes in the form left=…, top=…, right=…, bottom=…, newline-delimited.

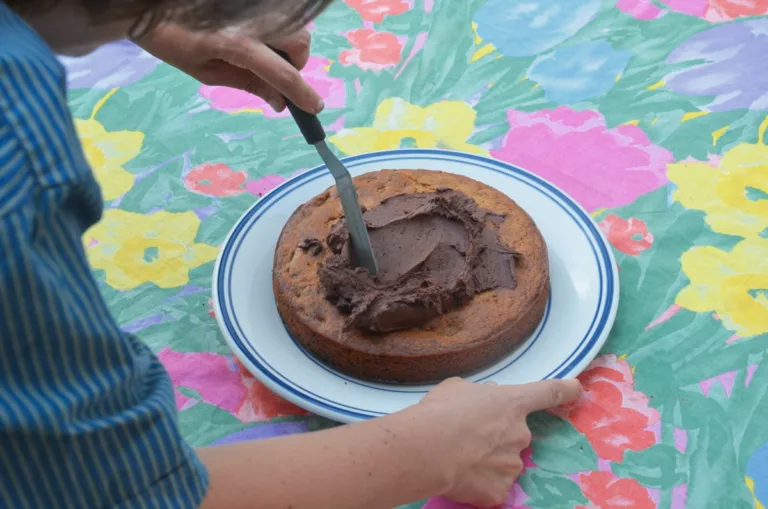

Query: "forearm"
left=197, top=407, right=449, bottom=509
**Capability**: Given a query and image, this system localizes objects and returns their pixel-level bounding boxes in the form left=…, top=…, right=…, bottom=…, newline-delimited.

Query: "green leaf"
left=119, top=160, right=210, bottom=213
left=177, top=386, right=201, bottom=401
left=98, top=281, right=178, bottom=326
left=468, top=123, right=508, bottom=146
left=519, top=470, right=588, bottom=509
left=529, top=413, right=598, bottom=474
left=729, top=360, right=768, bottom=465
left=309, top=33, right=350, bottom=56
left=379, top=9, right=431, bottom=34
left=121, top=280, right=227, bottom=355
left=683, top=413, right=754, bottom=509
left=598, top=188, right=742, bottom=370
left=139, top=316, right=227, bottom=355
left=611, top=444, right=685, bottom=489
left=312, top=0, right=364, bottom=33
left=406, top=1, right=481, bottom=105
left=475, top=66, right=547, bottom=122
left=305, top=415, right=342, bottom=432
left=178, top=402, right=257, bottom=447
left=673, top=390, right=722, bottom=431
left=397, top=503, right=426, bottom=509
left=95, top=67, right=205, bottom=136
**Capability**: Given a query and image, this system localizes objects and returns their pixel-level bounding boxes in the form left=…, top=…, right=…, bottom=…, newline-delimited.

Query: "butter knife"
left=273, top=50, right=378, bottom=275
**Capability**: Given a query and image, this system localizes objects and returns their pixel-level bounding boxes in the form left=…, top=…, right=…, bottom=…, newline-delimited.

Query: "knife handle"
left=272, top=48, right=326, bottom=145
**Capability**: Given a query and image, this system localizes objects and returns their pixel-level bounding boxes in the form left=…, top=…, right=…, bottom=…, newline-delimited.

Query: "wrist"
left=383, top=405, right=457, bottom=498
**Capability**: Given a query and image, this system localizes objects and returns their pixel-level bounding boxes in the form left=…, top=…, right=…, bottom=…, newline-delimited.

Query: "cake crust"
left=273, top=169, right=549, bottom=383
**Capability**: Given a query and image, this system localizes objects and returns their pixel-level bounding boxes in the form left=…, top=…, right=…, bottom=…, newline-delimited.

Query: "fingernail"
left=315, top=98, right=325, bottom=114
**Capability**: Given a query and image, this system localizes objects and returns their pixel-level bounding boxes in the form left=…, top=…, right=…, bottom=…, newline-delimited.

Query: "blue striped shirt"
left=0, top=4, right=209, bottom=507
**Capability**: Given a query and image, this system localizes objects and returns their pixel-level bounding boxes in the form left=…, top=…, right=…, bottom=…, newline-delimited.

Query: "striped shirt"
left=0, top=4, right=209, bottom=508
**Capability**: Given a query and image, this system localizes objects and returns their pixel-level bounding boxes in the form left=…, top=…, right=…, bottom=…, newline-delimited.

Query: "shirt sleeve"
left=0, top=10, right=209, bottom=508
left=0, top=161, right=209, bottom=509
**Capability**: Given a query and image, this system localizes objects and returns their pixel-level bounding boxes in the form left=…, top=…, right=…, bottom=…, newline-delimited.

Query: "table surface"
left=62, top=1, right=768, bottom=507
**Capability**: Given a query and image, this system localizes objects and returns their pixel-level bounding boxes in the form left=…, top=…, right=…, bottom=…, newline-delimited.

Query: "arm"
left=138, top=23, right=323, bottom=114
left=198, top=378, right=583, bottom=509
left=199, top=408, right=448, bottom=509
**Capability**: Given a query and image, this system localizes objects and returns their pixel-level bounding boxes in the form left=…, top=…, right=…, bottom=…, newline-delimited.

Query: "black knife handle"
left=272, top=48, right=326, bottom=146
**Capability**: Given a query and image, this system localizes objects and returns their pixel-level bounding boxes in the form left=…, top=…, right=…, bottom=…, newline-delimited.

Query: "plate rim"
left=212, top=148, right=620, bottom=422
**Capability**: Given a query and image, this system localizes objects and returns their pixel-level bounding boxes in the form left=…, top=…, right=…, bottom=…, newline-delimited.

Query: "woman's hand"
left=197, top=376, right=581, bottom=509
left=413, top=377, right=582, bottom=507
left=137, top=24, right=324, bottom=114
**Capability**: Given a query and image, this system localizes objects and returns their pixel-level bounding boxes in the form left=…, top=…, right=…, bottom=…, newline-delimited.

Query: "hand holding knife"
left=271, top=48, right=378, bottom=275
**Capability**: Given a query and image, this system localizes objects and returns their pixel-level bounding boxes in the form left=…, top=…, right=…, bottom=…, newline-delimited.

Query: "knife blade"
left=272, top=49, right=378, bottom=275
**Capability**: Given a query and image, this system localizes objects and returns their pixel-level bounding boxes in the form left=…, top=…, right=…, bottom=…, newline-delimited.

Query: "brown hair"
left=6, top=0, right=333, bottom=39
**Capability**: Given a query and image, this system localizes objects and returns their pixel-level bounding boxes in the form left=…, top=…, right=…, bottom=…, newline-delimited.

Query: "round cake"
left=273, top=169, right=549, bottom=384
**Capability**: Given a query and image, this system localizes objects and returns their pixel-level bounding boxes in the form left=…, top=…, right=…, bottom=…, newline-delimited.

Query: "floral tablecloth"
left=62, top=0, right=768, bottom=507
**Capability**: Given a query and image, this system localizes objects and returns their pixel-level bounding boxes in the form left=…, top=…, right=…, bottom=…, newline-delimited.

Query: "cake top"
left=303, top=188, right=521, bottom=333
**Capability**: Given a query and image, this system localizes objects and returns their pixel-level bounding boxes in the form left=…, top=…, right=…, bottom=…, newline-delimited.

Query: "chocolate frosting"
left=298, top=238, right=323, bottom=256
left=314, top=189, right=521, bottom=333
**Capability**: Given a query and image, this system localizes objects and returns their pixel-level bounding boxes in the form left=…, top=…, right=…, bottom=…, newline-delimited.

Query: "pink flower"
left=616, top=0, right=665, bottom=19
left=184, top=163, right=247, bottom=197
left=624, top=0, right=768, bottom=22
left=199, top=56, right=346, bottom=116
left=424, top=484, right=531, bottom=509
left=490, top=107, right=673, bottom=212
left=340, top=29, right=403, bottom=71
left=598, top=214, right=654, bottom=256
left=344, top=0, right=410, bottom=22
left=245, top=174, right=287, bottom=197
left=661, top=0, right=768, bottom=21
left=661, top=0, right=708, bottom=17
left=158, top=348, right=309, bottom=422
left=551, top=354, right=660, bottom=462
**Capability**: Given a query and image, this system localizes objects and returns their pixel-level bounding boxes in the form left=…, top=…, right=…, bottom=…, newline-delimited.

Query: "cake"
left=273, top=169, right=549, bottom=384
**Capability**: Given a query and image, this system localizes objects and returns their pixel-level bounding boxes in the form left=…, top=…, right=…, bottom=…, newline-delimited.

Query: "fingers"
left=225, top=37, right=324, bottom=114
left=511, top=378, right=582, bottom=414
left=271, top=29, right=312, bottom=70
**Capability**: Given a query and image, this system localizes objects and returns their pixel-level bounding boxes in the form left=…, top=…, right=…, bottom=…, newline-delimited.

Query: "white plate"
left=213, top=149, right=619, bottom=423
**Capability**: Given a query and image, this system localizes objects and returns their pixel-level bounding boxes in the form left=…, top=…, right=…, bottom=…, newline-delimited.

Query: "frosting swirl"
left=314, top=189, right=521, bottom=333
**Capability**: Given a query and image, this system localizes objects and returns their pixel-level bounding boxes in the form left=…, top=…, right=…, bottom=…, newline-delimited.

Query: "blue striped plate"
left=213, top=149, right=619, bottom=423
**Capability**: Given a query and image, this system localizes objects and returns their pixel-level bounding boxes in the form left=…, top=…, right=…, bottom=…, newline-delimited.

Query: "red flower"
left=344, top=0, right=409, bottom=22
left=551, top=354, right=659, bottom=462
left=233, top=358, right=310, bottom=420
left=709, top=0, right=768, bottom=20
left=598, top=214, right=654, bottom=256
left=577, top=471, right=655, bottom=509
left=185, top=163, right=247, bottom=197
left=340, top=29, right=403, bottom=71
left=520, top=446, right=535, bottom=474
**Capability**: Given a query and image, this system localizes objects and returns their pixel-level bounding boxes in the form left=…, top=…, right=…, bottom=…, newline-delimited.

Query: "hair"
left=6, top=0, right=333, bottom=40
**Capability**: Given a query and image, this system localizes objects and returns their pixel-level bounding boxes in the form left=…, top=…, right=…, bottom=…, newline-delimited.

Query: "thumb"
left=510, top=378, right=582, bottom=414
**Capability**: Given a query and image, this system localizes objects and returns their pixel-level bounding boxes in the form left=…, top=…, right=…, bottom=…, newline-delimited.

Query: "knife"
left=272, top=49, right=378, bottom=275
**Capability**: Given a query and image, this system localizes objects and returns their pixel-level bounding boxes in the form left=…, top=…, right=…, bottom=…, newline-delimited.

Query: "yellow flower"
left=676, top=238, right=768, bottom=337
left=329, top=98, right=488, bottom=156
left=86, top=209, right=218, bottom=290
left=75, top=118, right=143, bottom=201
left=668, top=142, right=768, bottom=239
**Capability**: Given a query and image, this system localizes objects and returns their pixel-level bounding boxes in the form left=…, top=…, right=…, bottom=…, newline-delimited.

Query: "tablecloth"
left=61, top=0, right=768, bottom=507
